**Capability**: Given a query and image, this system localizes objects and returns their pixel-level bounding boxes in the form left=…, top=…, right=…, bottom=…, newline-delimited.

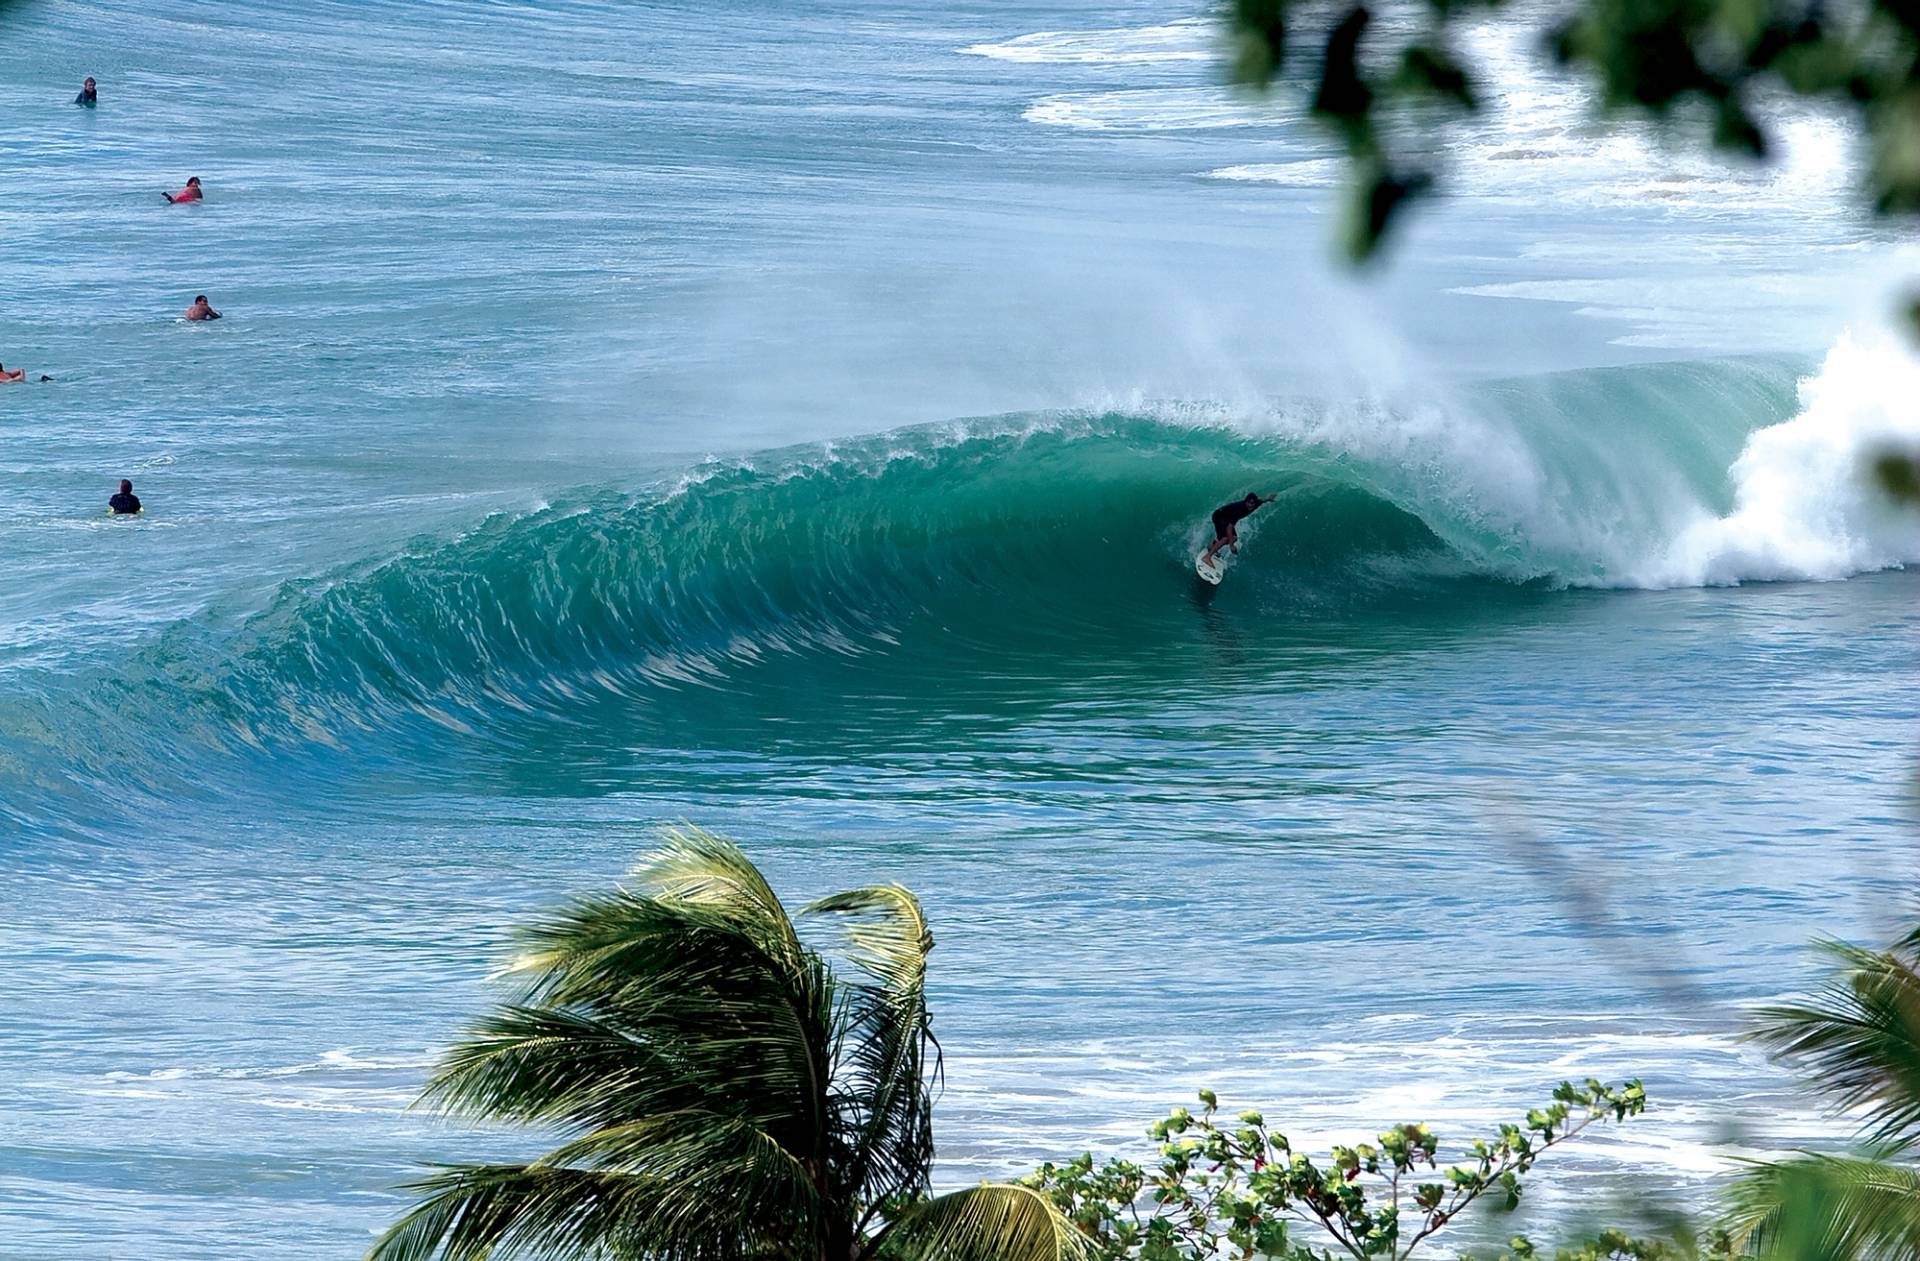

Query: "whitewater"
left=2, top=1, right=1917, bottom=1257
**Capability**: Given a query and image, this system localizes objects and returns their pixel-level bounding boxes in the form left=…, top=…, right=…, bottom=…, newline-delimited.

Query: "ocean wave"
left=5, top=343, right=1917, bottom=814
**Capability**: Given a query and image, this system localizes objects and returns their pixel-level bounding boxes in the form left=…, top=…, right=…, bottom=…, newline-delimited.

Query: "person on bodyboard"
left=1202, top=492, right=1275, bottom=569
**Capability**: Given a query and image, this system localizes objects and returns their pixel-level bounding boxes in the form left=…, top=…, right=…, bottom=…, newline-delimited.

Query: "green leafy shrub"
left=1025, top=1079, right=1648, bottom=1261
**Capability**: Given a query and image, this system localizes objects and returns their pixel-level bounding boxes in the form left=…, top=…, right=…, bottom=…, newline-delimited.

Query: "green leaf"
left=1749, top=934, right=1920, bottom=1150
left=1313, top=5, right=1377, bottom=128
left=1344, top=164, right=1432, bottom=261
left=881, top=1183, right=1090, bottom=1261
left=1723, top=1153, right=1920, bottom=1259
left=1231, top=0, right=1290, bottom=86
left=1873, top=452, right=1920, bottom=505
left=1397, top=43, right=1479, bottom=109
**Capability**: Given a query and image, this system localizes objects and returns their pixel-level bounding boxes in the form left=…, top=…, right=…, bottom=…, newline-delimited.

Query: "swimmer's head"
left=83, top=78, right=95, bottom=89
left=194, top=295, right=208, bottom=304
left=1244, top=493, right=1261, bottom=507
left=120, top=479, right=132, bottom=494
left=187, top=177, right=201, bottom=188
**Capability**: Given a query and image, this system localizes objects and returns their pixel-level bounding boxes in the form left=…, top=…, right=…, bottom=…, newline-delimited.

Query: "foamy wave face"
left=961, top=20, right=1212, bottom=64
left=1638, top=333, right=1920, bottom=586
left=979, top=13, right=1856, bottom=223
left=1449, top=23, right=1857, bottom=223
left=1202, top=19, right=1857, bottom=225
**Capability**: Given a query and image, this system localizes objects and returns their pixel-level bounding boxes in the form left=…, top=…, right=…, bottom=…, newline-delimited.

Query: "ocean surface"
left=4, top=0, right=1920, bottom=1256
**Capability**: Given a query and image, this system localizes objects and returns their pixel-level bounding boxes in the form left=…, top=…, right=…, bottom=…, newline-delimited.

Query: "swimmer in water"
left=74, top=78, right=97, bottom=107
left=183, top=295, right=221, bottom=321
left=0, top=363, right=25, bottom=384
left=109, top=479, right=142, bottom=515
left=163, top=177, right=203, bottom=204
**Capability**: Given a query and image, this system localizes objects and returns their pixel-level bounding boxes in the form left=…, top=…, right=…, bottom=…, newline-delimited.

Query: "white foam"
left=1636, top=331, right=1920, bottom=586
left=961, top=21, right=1213, bottom=65
left=1024, top=88, right=1290, bottom=132
left=1113, top=15, right=1859, bottom=225
left=1207, top=160, right=1342, bottom=188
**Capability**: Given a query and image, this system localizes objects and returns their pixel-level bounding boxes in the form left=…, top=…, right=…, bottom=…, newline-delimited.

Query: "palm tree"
left=369, top=826, right=1084, bottom=1261
left=1724, top=924, right=1920, bottom=1259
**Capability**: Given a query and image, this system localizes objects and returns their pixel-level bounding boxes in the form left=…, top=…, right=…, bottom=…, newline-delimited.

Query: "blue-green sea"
left=4, top=1, right=1919, bottom=1256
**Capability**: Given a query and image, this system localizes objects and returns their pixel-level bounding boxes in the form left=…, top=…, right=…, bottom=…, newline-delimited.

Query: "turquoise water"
left=4, top=1, right=1920, bottom=1256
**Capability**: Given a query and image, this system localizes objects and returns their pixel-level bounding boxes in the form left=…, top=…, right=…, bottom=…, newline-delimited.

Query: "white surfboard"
left=1194, top=551, right=1224, bottom=585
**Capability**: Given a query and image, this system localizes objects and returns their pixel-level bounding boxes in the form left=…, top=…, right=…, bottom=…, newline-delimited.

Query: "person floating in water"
left=163, top=177, right=203, bottom=204
left=1202, top=492, right=1276, bottom=567
left=109, top=479, right=142, bottom=515
left=0, top=363, right=25, bottom=383
left=74, top=78, right=98, bottom=107
left=183, top=294, right=221, bottom=321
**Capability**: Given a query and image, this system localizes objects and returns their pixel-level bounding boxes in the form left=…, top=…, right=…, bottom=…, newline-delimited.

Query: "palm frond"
left=1723, top=1154, right=1920, bottom=1261
left=416, top=1004, right=684, bottom=1130
left=807, top=886, right=939, bottom=1209
left=628, top=825, right=802, bottom=956
left=874, top=1182, right=1090, bottom=1261
left=803, top=885, right=932, bottom=994
left=481, top=885, right=839, bottom=1146
left=534, top=1108, right=821, bottom=1221
left=369, top=1154, right=819, bottom=1261
left=1749, top=937, right=1920, bottom=1151
left=367, top=1164, right=669, bottom=1261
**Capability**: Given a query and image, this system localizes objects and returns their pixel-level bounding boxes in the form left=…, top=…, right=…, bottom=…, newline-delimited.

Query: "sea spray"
left=1643, top=332, right=1920, bottom=586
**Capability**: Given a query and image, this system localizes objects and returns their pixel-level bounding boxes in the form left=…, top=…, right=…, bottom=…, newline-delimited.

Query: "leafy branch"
left=1025, top=1079, right=1647, bottom=1261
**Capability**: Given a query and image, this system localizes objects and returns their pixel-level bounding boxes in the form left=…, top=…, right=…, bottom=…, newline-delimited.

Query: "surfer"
left=163, top=177, right=203, bottom=204
left=1202, top=492, right=1276, bottom=567
left=108, top=479, right=141, bottom=515
left=183, top=295, right=221, bottom=321
left=74, top=78, right=97, bottom=107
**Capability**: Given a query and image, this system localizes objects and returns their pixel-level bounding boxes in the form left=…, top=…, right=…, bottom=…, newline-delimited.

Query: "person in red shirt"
left=183, top=295, right=222, bottom=321
left=163, top=176, right=203, bottom=204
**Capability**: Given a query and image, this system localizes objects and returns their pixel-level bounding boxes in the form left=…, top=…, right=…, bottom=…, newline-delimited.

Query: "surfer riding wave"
left=1203, top=492, right=1275, bottom=568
